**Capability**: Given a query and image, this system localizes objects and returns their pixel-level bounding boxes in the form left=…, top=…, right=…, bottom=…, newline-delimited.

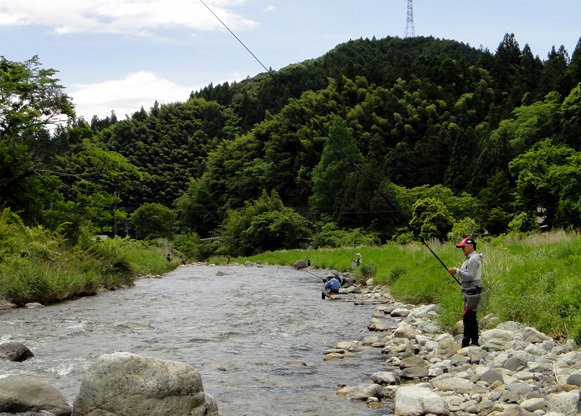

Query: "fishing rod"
left=198, top=1, right=460, bottom=286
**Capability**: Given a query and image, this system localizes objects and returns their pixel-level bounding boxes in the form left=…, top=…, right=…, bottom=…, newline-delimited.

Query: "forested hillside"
left=2, top=34, right=581, bottom=258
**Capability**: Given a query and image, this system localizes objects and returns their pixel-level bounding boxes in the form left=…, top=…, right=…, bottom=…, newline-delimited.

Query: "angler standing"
left=447, top=237, right=483, bottom=347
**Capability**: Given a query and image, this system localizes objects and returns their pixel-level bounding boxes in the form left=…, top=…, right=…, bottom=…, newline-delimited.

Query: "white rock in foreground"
left=394, top=384, right=450, bottom=416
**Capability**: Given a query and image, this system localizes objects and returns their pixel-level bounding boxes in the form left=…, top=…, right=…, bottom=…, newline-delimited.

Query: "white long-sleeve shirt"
left=457, top=251, right=483, bottom=291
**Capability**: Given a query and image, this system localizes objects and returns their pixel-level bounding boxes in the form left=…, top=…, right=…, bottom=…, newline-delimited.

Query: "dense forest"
left=2, top=34, right=581, bottom=258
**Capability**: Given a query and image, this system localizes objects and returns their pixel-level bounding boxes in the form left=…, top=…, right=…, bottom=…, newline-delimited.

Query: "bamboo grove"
left=2, top=34, right=581, bottom=258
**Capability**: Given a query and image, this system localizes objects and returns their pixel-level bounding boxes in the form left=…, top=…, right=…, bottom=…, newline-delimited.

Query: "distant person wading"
left=351, top=253, right=362, bottom=270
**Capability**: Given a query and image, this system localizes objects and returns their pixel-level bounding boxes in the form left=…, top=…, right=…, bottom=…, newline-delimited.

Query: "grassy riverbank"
left=218, top=231, right=581, bottom=343
left=0, top=220, right=178, bottom=306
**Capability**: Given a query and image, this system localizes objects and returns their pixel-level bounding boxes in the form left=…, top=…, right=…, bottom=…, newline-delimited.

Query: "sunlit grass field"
left=220, top=231, right=581, bottom=342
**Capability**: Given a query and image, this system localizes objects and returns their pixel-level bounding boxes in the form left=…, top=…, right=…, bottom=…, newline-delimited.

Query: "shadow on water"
left=0, top=264, right=395, bottom=415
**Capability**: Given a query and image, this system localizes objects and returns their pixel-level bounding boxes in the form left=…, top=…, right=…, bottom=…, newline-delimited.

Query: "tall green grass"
left=228, top=231, right=581, bottom=343
left=0, top=217, right=178, bottom=305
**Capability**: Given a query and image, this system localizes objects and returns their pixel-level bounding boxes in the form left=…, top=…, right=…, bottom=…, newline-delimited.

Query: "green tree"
left=391, top=183, right=478, bottom=225
left=130, top=203, right=176, bottom=240
left=448, top=217, right=478, bottom=242
left=242, top=209, right=311, bottom=253
left=560, top=82, right=581, bottom=151
left=445, top=126, right=479, bottom=192
left=220, top=189, right=308, bottom=256
left=539, top=45, right=570, bottom=98
left=518, top=44, right=543, bottom=102
left=0, top=56, right=74, bottom=139
left=550, top=153, right=581, bottom=228
left=509, top=140, right=581, bottom=229
left=0, top=138, right=60, bottom=224
left=50, top=138, right=143, bottom=239
left=309, top=116, right=364, bottom=222
left=493, top=33, right=522, bottom=92
left=471, top=92, right=561, bottom=193
left=409, top=198, right=455, bottom=241
left=96, top=98, right=233, bottom=210
left=477, top=171, right=515, bottom=235
left=507, top=92, right=562, bottom=154
left=311, top=222, right=379, bottom=249
left=0, top=56, right=75, bottom=225
left=566, top=38, right=581, bottom=91
left=173, top=178, right=220, bottom=237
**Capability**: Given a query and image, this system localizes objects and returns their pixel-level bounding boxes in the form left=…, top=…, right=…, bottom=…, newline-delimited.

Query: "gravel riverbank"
left=325, top=278, right=581, bottom=416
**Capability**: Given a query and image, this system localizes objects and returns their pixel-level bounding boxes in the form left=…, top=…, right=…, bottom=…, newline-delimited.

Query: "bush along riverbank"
left=318, top=281, right=581, bottom=415
left=0, top=213, right=179, bottom=307
left=226, top=230, right=581, bottom=344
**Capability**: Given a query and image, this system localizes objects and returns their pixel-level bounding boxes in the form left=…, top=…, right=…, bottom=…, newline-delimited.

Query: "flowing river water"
left=0, top=264, right=396, bottom=415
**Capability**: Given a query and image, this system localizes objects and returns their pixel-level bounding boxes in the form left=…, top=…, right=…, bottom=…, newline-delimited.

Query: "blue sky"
left=2, top=0, right=580, bottom=121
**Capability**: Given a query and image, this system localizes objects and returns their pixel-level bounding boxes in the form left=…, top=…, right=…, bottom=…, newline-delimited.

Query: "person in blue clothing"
left=322, top=274, right=341, bottom=299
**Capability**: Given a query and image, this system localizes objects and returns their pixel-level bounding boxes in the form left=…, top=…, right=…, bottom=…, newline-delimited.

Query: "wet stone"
left=0, top=342, right=34, bottom=362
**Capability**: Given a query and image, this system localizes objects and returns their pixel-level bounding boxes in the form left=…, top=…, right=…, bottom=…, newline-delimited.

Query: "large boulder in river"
left=0, top=342, right=34, bottom=362
left=0, top=378, right=72, bottom=415
left=293, top=259, right=307, bottom=269
left=72, top=352, right=218, bottom=416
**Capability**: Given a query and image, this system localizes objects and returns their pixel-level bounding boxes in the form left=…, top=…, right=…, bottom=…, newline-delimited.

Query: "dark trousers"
left=462, top=308, right=478, bottom=347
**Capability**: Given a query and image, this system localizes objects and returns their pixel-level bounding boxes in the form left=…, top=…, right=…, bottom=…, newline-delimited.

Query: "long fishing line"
left=198, top=0, right=459, bottom=285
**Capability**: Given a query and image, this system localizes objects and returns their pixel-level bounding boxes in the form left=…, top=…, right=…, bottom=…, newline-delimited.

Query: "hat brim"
left=456, top=242, right=473, bottom=248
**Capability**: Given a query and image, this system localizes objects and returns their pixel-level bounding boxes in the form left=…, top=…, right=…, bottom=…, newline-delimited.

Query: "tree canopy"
left=2, top=34, right=581, bottom=258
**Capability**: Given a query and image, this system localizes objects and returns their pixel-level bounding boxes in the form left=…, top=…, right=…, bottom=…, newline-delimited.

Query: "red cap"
left=456, top=237, right=475, bottom=248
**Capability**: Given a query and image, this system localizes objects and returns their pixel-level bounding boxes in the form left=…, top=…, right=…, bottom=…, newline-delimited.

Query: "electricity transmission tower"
left=404, top=0, right=415, bottom=38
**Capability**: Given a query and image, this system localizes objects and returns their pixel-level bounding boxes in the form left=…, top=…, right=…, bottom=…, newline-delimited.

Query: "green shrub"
left=4, top=267, right=50, bottom=305
left=86, top=238, right=134, bottom=279
left=0, top=219, right=178, bottom=304
left=386, top=266, right=407, bottom=285
left=173, top=232, right=202, bottom=260
left=448, top=217, right=478, bottom=242
left=394, top=231, right=414, bottom=245
left=130, top=203, right=176, bottom=240
left=355, top=262, right=377, bottom=281
left=571, top=318, right=581, bottom=345
left=312, top=223, right=379, bottom=249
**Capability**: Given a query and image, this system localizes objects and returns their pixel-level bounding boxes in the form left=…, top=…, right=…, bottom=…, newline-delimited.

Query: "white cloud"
left=69, top=72, right=194, bottom=120
left=0, top=0, right=258, bottom=36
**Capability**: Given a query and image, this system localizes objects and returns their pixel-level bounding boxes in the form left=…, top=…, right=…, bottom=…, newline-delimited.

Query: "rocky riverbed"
left=326, top=280, right=581, bottom=416
left=1, top=263, right=581, bottom=416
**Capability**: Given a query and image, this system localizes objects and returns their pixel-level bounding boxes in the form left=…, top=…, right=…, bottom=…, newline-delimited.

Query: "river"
left=0, top=264, right=395, bottom=415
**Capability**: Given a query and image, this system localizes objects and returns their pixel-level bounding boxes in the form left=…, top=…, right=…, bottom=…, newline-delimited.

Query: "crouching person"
left=322, top=275, right=341, bottom=299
